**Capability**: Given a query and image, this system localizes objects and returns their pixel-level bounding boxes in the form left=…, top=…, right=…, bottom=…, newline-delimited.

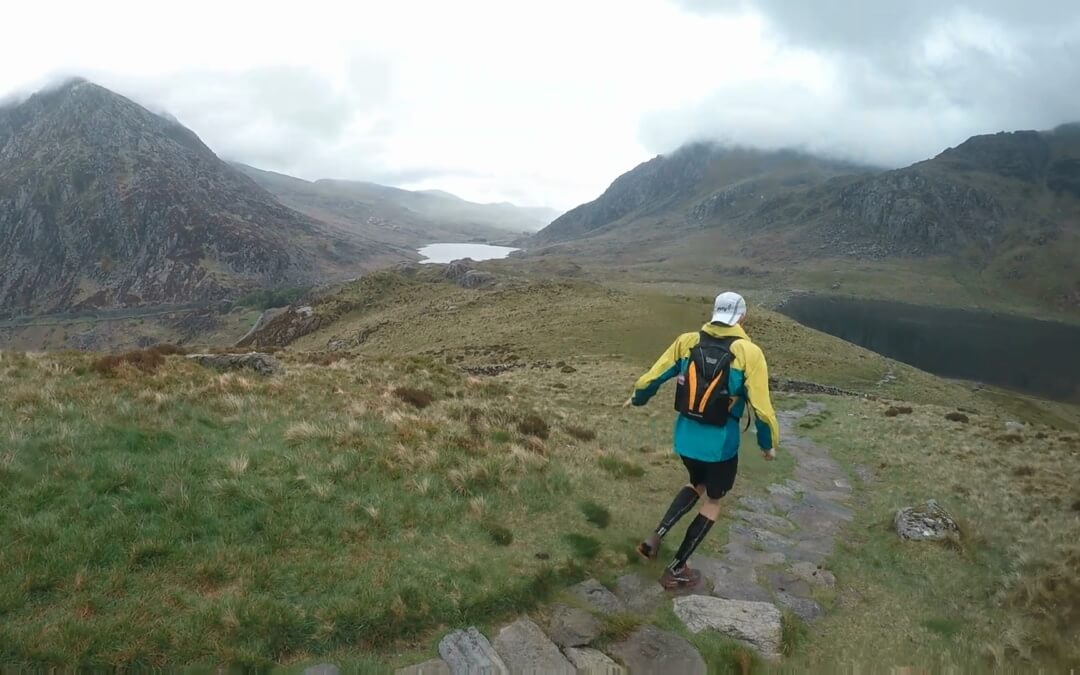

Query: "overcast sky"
left=2, top=0, right=1079, bottom=209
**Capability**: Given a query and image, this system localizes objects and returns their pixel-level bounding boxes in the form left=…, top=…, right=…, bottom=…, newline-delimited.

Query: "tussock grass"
left=517, top=413, right=550, bottom=439
left=393, top=386, right=435, bottom=409
left=598, top=455, right=645, bottom=479
left=91, top=348, right=165, bottom=375
left=579, top=500, right=611, bottom=529
left=564, top=424, right=597, bottom=441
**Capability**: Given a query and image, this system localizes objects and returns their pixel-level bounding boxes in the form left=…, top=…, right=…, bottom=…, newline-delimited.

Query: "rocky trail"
left=312, top=403, right=860, bottom=674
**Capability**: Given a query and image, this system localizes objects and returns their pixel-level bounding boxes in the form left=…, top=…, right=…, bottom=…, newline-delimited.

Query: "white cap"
left=711, top=291, right=747, bottom=326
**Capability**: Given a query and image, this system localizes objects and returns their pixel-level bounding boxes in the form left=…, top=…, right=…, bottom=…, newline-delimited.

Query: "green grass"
left=5, top=347, right=785, bottom=669
left=4, top=269, right=1078, bottom=670
left=785, top=396, right=1080, bottom=671
left=580, top=500, right=612, bottom=529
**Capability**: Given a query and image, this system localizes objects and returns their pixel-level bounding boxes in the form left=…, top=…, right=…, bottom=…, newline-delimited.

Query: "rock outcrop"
left=895, top=499, right=959, bottom=541
left=186, top=352, right=282, bottom=376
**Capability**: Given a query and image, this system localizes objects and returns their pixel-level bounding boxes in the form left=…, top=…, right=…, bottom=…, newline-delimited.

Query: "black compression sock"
left=670, top=513, right=715, bottom=570
left=655, top=486, right=700, bottom=538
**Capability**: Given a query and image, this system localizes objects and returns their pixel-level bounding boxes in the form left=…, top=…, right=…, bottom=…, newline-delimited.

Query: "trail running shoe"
left=635, top=534, right=662, bottom=561
left=659, top=565, right=702, bottom=590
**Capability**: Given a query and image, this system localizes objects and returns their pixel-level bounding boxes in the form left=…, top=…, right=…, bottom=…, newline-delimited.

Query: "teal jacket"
left=631, top=323, right=779, bottom=462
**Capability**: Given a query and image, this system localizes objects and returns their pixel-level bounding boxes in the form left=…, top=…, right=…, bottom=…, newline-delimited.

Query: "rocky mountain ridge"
left=0, top=80, right=401, bottom=317
left=235, top=164, right=558, bottom=249
left=532, top=128, right=1080, bottom=310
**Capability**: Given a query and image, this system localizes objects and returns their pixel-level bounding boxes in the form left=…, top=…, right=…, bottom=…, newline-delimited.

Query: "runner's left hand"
left=762, top=448, right=776, bottom=461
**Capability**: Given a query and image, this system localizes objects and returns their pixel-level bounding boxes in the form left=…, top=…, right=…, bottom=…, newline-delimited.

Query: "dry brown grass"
left=564, top=424, right=597, bottom=441
left=393, top=386, right=435, bottom=409
left=517, top=413, right=550, bottom=439
left=92, top=348, right=165, bottom=376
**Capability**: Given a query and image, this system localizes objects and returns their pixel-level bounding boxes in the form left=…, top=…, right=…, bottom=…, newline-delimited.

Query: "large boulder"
left=491, top=617, right=573, bottom=674
left=894, top=499, right=959, bottom=541
left=672, top=595, right=784, bottom=661
left=607, top=625, right=706, bottom=675
left=186, top=352, right=281, bottom=376
left=438, top=627, right=508, bottom=675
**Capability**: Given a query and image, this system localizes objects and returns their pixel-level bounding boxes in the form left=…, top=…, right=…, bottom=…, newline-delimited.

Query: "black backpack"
left=674, top=332, right=739, bottom=427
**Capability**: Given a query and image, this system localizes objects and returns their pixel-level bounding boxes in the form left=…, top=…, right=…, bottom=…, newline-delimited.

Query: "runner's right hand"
left=762, top=448, right=776, bottom=461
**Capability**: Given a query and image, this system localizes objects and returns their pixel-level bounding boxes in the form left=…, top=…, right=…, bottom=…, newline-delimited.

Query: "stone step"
left=396, top=658, right=451, bottom=675
left=613, top=574, right=667, bottom=615
left=672, top=595, right=783, bottom=661
left=607, top=625, right=706, bottom=675
left=547, top=604, right=601, bottom=648
left=563, top=647, right=626, bottom=674
left=571, top=578, right=626, bottom=615
left=492, top=616, right=575, bottom=674
left=439, top=627, right=509, bottom=675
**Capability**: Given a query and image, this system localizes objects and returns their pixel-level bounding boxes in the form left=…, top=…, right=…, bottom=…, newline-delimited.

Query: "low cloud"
left=646, top=0, right=1080, bottom=166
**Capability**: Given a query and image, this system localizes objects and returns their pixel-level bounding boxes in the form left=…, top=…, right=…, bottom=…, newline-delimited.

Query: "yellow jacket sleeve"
left=734, top=341, right=780, bottom=449
left=631, top=333, right=690, bottom=405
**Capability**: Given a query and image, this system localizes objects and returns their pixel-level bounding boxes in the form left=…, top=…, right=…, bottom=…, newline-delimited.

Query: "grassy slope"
left=3, top=270, right=1078, bottom=670
left=785, top=396, right=1080, bottom=670
left=0, top=348, right=792, bottom=669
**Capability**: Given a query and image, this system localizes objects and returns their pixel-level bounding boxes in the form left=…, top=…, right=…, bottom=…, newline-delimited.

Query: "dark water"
left=778, top=295, right=1080, bottom=402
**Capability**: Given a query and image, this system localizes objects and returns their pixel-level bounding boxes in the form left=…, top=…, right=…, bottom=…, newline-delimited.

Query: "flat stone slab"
left=571, top=579, right=626, bottom=615
left=692, top=556, right=772, bottom=602
left=548, top=604, right=601, bottom=648
left=730, top=524, right=797, bottom=551
left=786, top=503, right=846, bottom=534
left=788, top=562, right=836, bottom=587
left=614, top=574, right=668, bottom=614
left=439, top=627, right=509, bottom=675
left=776, top=591, right=825, bottom=622
left=734, top=509, right=796, bottom=533
left=396, top=659, right=451, bottom=675
left=762, top=569, right=813, bottom=599
left=608, top=625, right=706, bottom=675
left=492, top=617, right=574, bottom=674
left=563, top=647, right=626, bottom=674
left=722, top=542, right=787, bottom=567
left=766, top=483, right=798, bottom=499
left=738, top=495, right=776, bottom=514
left=673, top=595, right=783, bottom=661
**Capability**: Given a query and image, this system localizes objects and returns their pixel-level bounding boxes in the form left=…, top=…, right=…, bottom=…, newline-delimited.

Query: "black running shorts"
left=680, top=454, right=738, bottom=499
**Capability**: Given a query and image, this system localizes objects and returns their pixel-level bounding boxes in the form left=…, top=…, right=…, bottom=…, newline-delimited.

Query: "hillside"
left=0, top=80, right=403, bottom=317
left=2, top=268, right=1077, bottom=670
left=531, top=130, right=1080, bottom=315
left=235, top=164, right=557, bottom=248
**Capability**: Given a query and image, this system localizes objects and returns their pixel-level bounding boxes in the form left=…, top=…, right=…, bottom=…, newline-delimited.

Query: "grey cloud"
left=648, top=0, right=1080, bottom=166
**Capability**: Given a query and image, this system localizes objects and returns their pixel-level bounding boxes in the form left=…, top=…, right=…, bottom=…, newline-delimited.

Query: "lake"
left=418, top=243, right=520, bottom=264
left=778, top=294, right=1080, bottom=402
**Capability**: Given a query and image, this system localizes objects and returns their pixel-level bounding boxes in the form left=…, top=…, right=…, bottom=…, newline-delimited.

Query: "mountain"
left=532, top=144, right=873, bottom=245
left=532, top=130, right=1080, bottom=312
left=0, top=80, right=402, bottom=317
left=235, top=164, right=558, bottom=247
